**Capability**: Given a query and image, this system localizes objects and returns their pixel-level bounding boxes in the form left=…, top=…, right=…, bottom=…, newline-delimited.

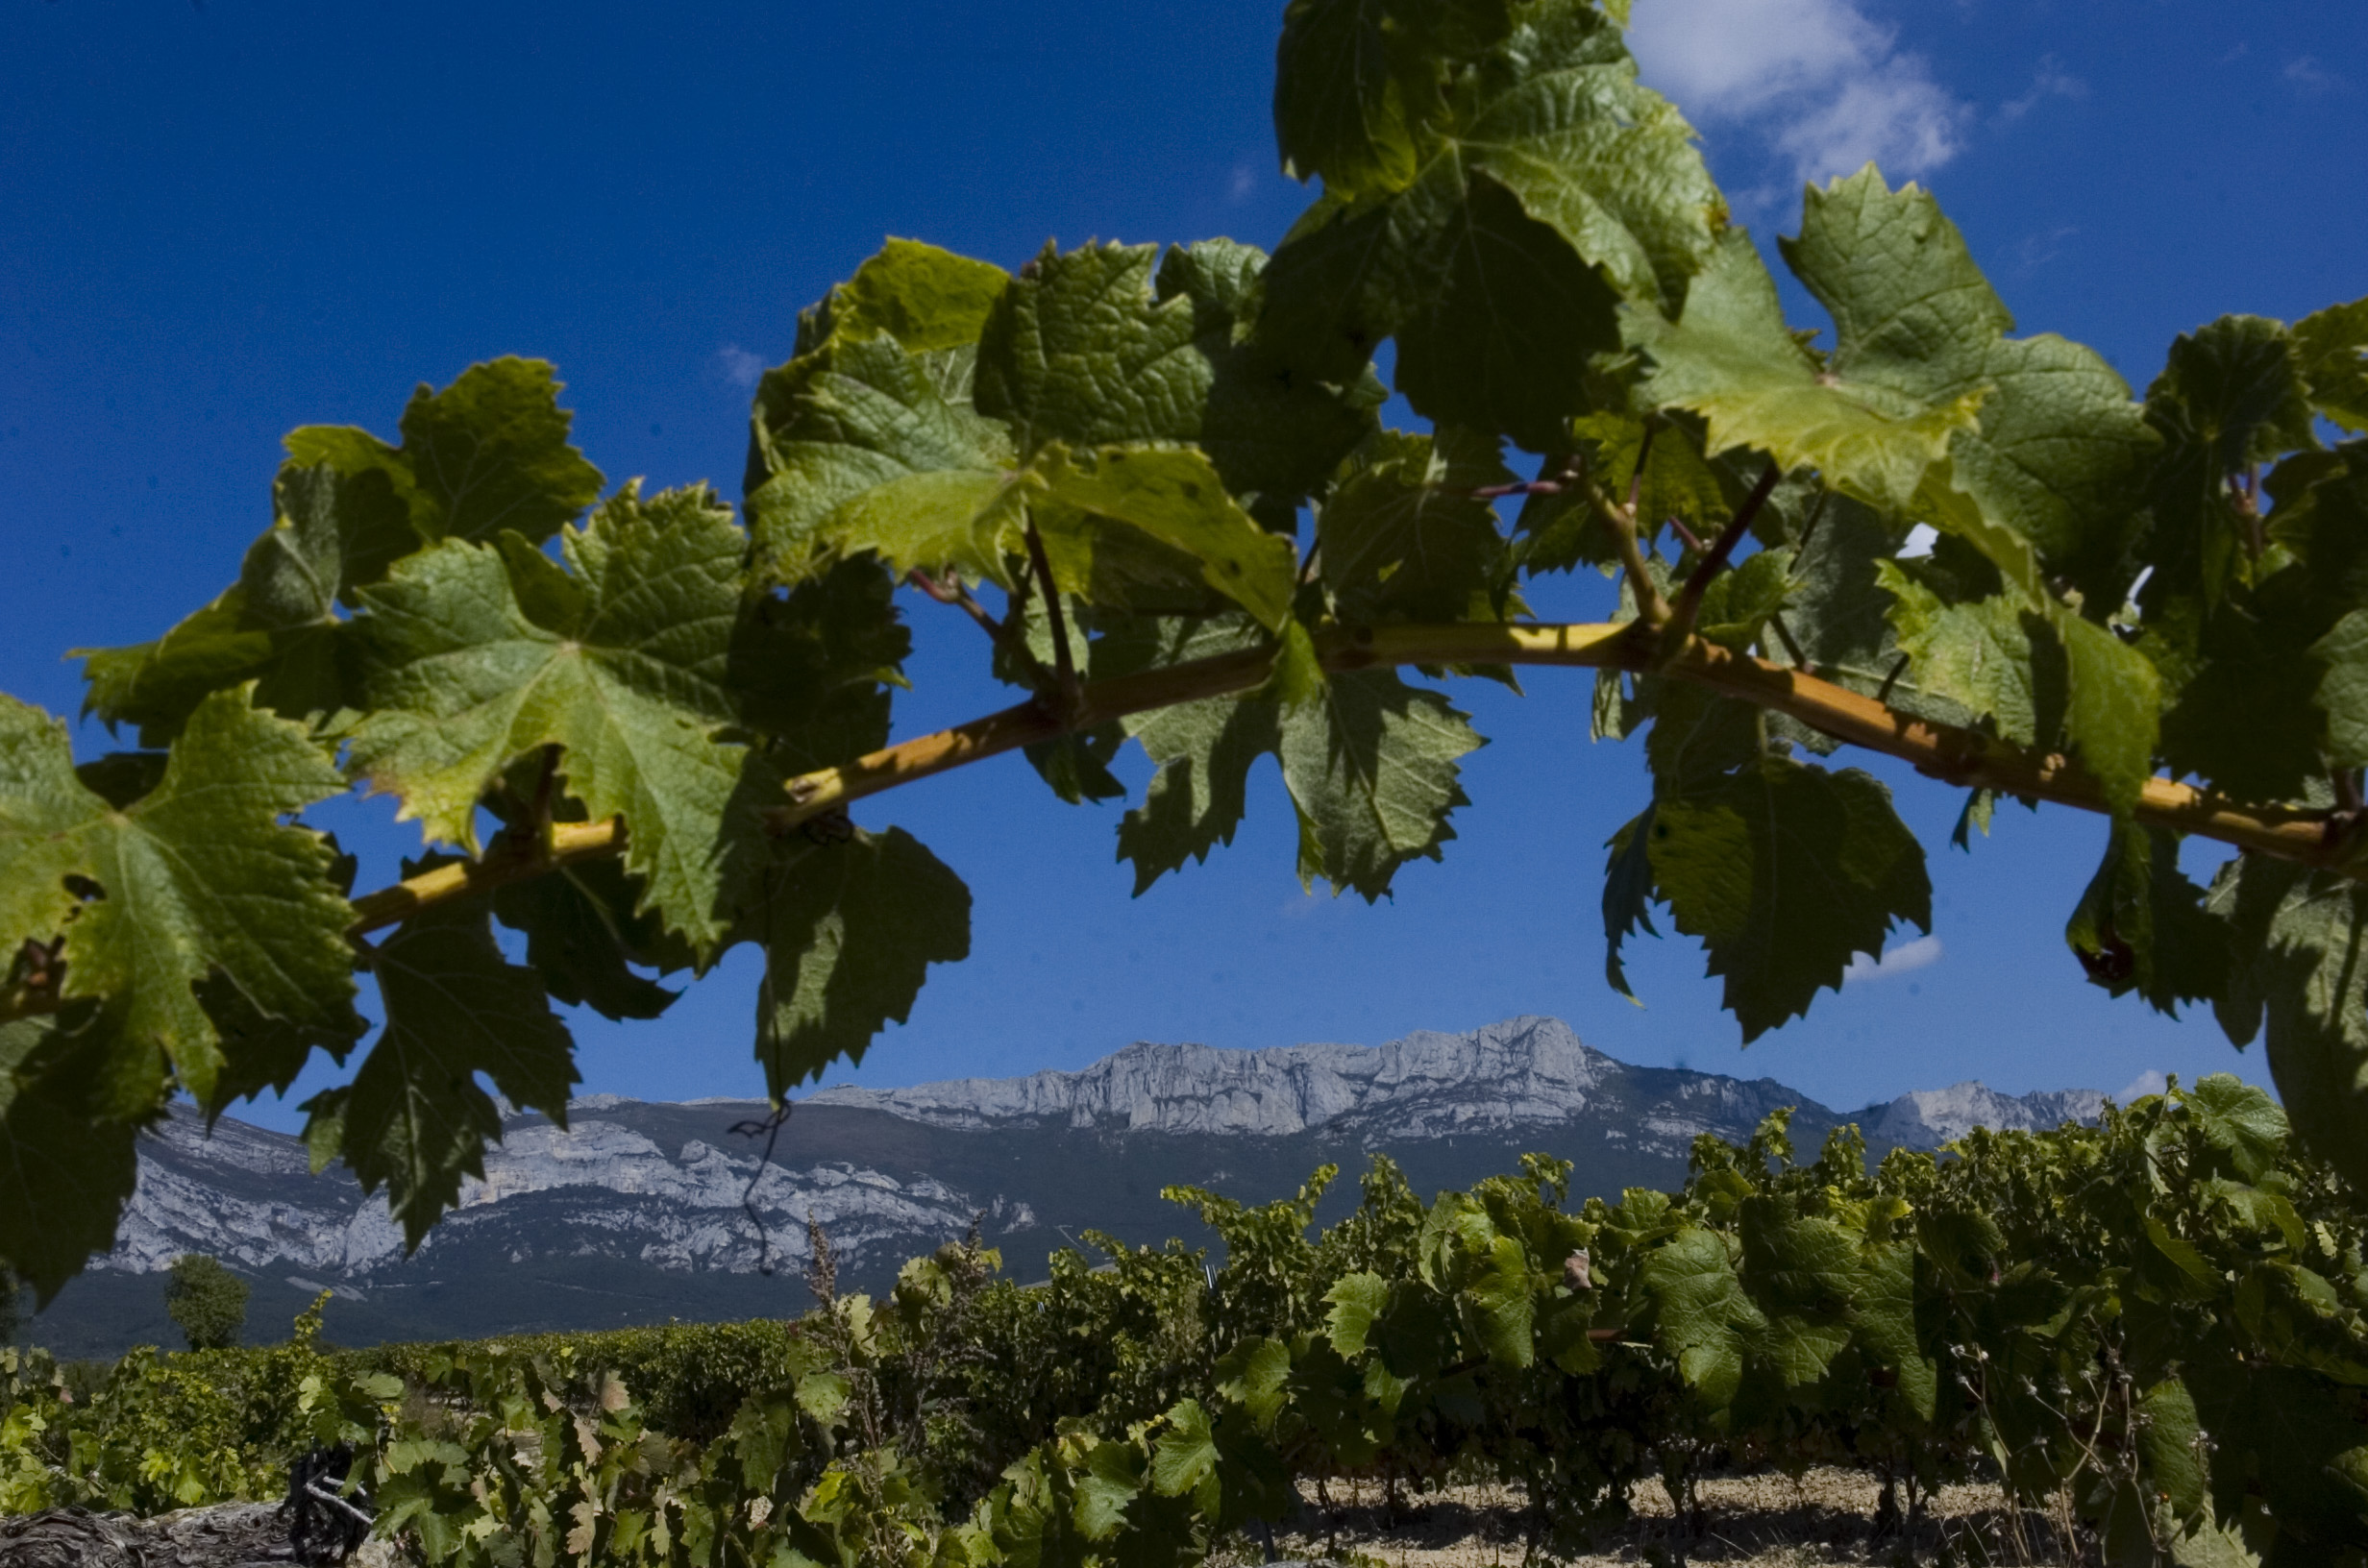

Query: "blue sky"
left=3, top=0, right=2363, bottom=1132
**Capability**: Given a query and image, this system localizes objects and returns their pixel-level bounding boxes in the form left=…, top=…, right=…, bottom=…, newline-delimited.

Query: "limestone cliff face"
left=92, top=1017, right=2101, bottom=1297
left=104, top=1106, right=1021, bottom=1284
left=802, top=1017, right=1617, bottom=1138
left=1854, top=1083, right=2106, bottom=1149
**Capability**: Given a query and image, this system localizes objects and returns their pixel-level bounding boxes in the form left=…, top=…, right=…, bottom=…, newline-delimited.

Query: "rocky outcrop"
left=102, top=1109, right=1023, bottom=1285
left=1856, top=1083, right=2106, bottom=1150
left=804, top=1016, right=1618, bottom=1138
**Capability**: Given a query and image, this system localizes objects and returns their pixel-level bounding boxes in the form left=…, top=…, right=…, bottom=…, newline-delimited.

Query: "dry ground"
left=1220, top=1467, right=2083, bottom=1567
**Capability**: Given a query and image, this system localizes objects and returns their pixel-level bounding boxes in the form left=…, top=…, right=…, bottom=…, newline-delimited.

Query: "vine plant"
left=4, top=0, right=2368, bottom=1308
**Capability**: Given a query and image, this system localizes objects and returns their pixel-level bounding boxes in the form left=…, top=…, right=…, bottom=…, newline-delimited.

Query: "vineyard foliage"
left=7, top=1083, right=2367, bottom=1564
left=0, top=0, right=2366, bottom=1550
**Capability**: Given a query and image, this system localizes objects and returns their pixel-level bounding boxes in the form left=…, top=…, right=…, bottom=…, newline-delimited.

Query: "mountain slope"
left=30, top=1017, right=2102, bottom=1357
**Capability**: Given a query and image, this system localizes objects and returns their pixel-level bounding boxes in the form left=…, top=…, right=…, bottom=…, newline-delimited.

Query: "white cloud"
left=717, top=343, right=767, bottom=390
left=1228, top=163, right=1258, bottom=201
left=1627, top=0, right=1971, bottom=184
left=1842, top=933, right=1943, bottom=985
left=1996, top=56, right=2086, bottom=125
left=2014, top=224, right=2079, bottom=275
left=2118, top=1068, right=2169, bottom=1103
left=2285, top=56, right=2344, bottom=96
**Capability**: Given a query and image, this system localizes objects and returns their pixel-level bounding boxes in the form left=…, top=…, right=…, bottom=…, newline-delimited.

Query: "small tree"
left=163, top=1254, right=248, bottom=1352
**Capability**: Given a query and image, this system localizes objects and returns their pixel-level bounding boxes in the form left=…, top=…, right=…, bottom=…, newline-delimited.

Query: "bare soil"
left=1224, top=1467, right=2084, bottom=1567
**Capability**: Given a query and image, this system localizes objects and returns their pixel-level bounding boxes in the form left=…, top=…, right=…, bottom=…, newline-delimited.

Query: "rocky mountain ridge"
left=39, top=1017, right=2105, bottom=1356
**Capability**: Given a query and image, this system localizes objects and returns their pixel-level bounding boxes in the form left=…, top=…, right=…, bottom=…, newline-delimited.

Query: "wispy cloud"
left=1627, top=0, right=1972, bottom=184
left=1996, top=56, right=2086, bottom=125
left=2118, top=1068, right=2169, bottom=1103
left=2015, top=224, right=2079, bottom=275
left=1228, top=163, right=1258, bottom=202
left=2285, top=56, right=2345, bottom=96
left=1842, top=933, right=1943, bottom=985
left=717, top=344, right=766, bottom=390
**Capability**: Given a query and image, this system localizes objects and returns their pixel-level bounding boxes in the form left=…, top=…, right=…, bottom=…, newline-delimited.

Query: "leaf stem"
left=1021, top=519, right=1081, bottom=720
left=1581, top=468, right=1667, bottom=625
left=1766, top=610, right=1813, bottom=674
left=909, top=569, right=1007, bottom=645
left=1663, top=461, right=1782, bottom=639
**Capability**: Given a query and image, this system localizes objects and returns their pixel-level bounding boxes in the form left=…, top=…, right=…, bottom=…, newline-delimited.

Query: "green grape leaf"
left=0, top=690, right=359, bottom=1116
left=1215, top=1336, right=1295, bottom=1428
left=1449, top=4, right=1718, bottom=308
left=747, top=827, right=971, bottom=1097
left=1073, top=1439, right=1142, bottom=1542
left=2312, top=608, right=2368, bottom=768
left=1646, top=755, right=1931, bottom=1041
left=2148, top=314, right=2320, bottom=474
left=1640, top=171, right=2147, bottom=603
left=1947, top=329, right=2154, bottom=599
left=1874, top=567, right=2037, bottom=743
left=2057, top=612, right=2161, bottom=818
left=1881, top=560, right=2159, bottom=816
left=1629, top=225, right=1984, bottom=516
left=745, top=334, right=1014, bottom=584
left=2064, top=822, right=2228, bottom=1016
left=1854, top=1241, right=1937, bottom=1420
left=1792, top=175, right=2147, bottom=592
left=1155, top=238, right=1380, bottom=520
left=1738, top=1199, right=1860, bottom=1385
left=1458, top=1233, right=1538, bottom=1367
left=2210, top=863, right=2368, bottom=1189
left=2147, top=590, right=2324, bottom=805
left=278, top=425, right=432, bottom=591
left=1769, top=495, right=1974, bottom=730
left=1325, top=1271, right=1391, bottom=1358
left=335, top=878, right=579, bottom=1248
left=491, top=858, right=681, bottom=1023
left=1150, top=1400, right=1219, bottom=1499
left=238, top=460, right=418, bottom=625
left=2184, top=1073, right=2286, bottom=1185
left=1639, top=1225, right=1765, bottom=1409
left=2296, top=295, right=2368, bottom=433
left=1279, top=668, right=1481, bottom=901
left=1319, top=429, right=1512, bottom=624
left=2138, top=314, right=2320, bottom=608
left=395, top=357, right=605, bottom=548
left=804, top=466, right=1030, bottom=590
left=1392, top=172, right=1628, bottom=450
left=1112, top=621, right=1287, bottom=894
left=199, top=970, right=365, bottom=1110
left=799, top=236, right=1011, bottom=355
left=1644, top=681, right=1762, bottom=794
left=76, top=464, right=390, bottom=745
left=2136, top=1378, right=2209, bottom=1521
left=1110, top=618, right=1479, bottom=900
left=1257, top=1, right=1719, bottom=439
left=76, top=593, right=280, bottom=748
left=1272, top=0, right=1513, bottom=197
left=725, top=557, right=910, bottom=773
left=1034, top=445, right=1300, bottom=629
left=347, top=486, right=766, bottom=953
left=1602, top=802, right=1659, bottom=1001
left=975, top=242, right=1210, bottom=454
left=80, top=362, right=601, bottom=745
left=0, top=1015, right=143, bottom=1305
